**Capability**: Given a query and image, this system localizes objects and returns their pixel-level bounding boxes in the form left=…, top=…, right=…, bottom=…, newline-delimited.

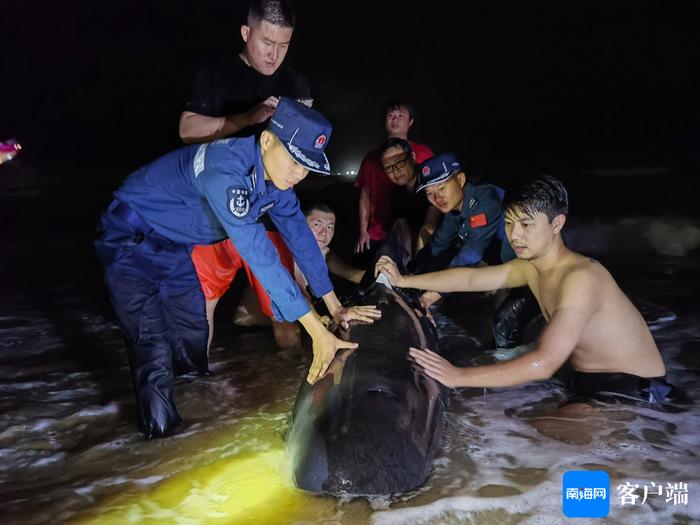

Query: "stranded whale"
left=287, top=279, right=448, bottom=495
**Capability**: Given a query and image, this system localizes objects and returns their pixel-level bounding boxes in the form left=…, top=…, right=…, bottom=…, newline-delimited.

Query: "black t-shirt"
left=183, top=54, right=311, bottom=136
left=391, top=184, right=431, bottom=238
left=184, top=55, right=311, bottom=232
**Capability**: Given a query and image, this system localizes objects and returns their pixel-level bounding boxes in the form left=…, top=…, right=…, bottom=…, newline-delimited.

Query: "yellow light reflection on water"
left=75, top=448, right=309, bottom=524
left=70, top=405, right=323, bottom=525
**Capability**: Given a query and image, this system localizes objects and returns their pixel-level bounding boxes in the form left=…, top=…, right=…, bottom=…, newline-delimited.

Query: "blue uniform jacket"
left=430, top=181, right=515, bottom=267
left=114, top=136, right=332, bottom=321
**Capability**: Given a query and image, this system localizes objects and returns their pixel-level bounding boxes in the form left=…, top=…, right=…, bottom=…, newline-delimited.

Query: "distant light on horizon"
left=333, top=161, right=360, bottom=177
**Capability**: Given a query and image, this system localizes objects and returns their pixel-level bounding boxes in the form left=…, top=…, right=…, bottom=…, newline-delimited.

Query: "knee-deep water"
left=1, top=188, right=698, bottom=524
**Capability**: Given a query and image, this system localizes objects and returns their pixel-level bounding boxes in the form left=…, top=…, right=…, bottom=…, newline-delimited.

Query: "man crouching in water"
left=377, top=175, right=679, bottom=409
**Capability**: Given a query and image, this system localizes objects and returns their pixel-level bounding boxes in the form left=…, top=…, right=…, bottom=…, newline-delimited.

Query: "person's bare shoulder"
left=508, top=257, right=536, bottom=283
left=573, top=253, right=613, bottom=280
left=559, top=254, right=610, bottom=302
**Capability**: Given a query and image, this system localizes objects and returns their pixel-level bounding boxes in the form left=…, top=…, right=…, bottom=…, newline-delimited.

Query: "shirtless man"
left=378, top=176, right=674, bottom=406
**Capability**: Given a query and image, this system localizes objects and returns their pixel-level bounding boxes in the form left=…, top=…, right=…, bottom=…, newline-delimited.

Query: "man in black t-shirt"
left=181, top=0, right=312, bottom=350
left=179, top=0, right=311, bottom=143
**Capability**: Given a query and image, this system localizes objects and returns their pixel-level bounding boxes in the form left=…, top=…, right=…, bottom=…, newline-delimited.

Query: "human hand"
left=333, top=305, right=381, bottom=329
left=246, top=96, right=279, bottom=125
left=308, top=329, right=358, bottom=384
left=419, top=291, right=441, bottom=310
left=408, top=347, right=464, bottom=388
left=355, top=230, right=371, bottom=253
left=376, top=256, right=406, bottom=287
left=373, top=255, right=395, bottom=277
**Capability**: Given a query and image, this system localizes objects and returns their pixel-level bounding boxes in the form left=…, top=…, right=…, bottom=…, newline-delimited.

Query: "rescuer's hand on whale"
left=408, top=347, right=463, bottom=388
left=332, top=305, right=381, bottom=329
left=376, top=256, right=407, bottom=287
left=322, top=290, right=381, bottom=329
left=300, top=309, right=358, bottom=384
left=373, top=255, right=393, bottom=277
left=308, top=326, right=359, bottom=385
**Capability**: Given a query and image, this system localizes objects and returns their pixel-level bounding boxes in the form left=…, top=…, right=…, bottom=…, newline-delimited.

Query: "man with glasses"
left=354, top=100, right=433, bottom=266
left=355, top=138, right=441, bottom=291
left=372, top=152, right=516, bottom=317
left=380, top=138, right=442, bottom=253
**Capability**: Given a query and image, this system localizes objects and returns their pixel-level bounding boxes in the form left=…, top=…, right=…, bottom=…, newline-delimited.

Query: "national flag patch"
left=470, top=213, right=487, bottom=228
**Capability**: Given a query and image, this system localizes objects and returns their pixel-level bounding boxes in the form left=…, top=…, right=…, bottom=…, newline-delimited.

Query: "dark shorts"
left=565, top=371, right=687, bottom=408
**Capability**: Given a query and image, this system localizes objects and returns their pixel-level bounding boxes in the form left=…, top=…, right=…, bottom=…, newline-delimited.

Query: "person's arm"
left=379, top=257, right=528, bottom=293
left=295, top=259, right=375, bottom=328
left=268, top=191, right=380, bottom=328
left=416, top=205, right=442, bottom=252
left=179, top=96, right=279, bottom=144
left=197, top=164, right=360, bottom=384
left=292, top=261, right=313, bottom=301
left=326, top=250, right=365, bottom=284
left=409, top=269, right=598, bottom=388
left=356, top=186, right=371, bottom=253
left=320, top=289, right=380, bottom=328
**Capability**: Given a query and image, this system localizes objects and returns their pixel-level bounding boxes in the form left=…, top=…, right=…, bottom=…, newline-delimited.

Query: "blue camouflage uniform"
left=430, top=181, right=515, bottom=268
left=95, top=100, right=334, bottom=438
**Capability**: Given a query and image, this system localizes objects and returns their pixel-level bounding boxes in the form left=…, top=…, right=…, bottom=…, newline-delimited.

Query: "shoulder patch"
left=469, top=212, right=488, bottom=228
left=228, top=187, right=250, bottom=218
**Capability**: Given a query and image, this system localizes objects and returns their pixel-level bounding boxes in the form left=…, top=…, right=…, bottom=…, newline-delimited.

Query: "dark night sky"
left=1, top=0, right=699, bottom=186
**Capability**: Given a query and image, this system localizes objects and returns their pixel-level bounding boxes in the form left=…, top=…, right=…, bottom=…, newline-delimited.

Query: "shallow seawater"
left=1, top=230, right=699, bottom=524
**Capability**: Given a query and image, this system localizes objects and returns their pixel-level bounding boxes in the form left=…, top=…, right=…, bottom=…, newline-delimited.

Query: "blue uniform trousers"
left=95, top=201, right=209, bottom=438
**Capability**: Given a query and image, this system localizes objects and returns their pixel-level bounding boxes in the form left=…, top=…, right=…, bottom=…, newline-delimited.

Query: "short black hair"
left=505, top=175, right=569, bottom=222
left=384, top=99, right=415, bottom=120
left=247, top=0, right=296, bottom=28
left=379, top=137, right=412, bottom=158
left=303, top=202, right=335, bottom=217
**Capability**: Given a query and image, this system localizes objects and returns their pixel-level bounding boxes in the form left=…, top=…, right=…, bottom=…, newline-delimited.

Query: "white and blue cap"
left=416, top=153, right=463, bottom=192
left=267, top=98, right=332, bottom=175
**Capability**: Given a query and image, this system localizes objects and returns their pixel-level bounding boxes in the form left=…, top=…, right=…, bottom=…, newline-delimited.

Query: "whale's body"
left=288, top=282, right=448, bottom=495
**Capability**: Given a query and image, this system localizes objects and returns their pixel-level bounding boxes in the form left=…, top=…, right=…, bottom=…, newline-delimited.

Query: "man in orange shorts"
left=192, top=232, right=298, bottom=349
